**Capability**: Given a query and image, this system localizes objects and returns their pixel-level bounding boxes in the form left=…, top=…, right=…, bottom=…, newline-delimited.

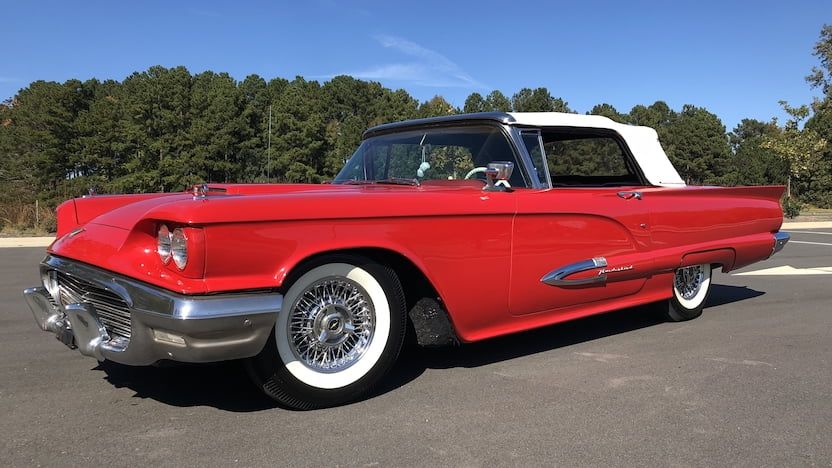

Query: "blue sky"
left=2, top=0, right=830, bottom=129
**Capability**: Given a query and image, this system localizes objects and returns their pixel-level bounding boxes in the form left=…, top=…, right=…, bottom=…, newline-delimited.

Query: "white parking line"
left=735, top=265, right=832, bottom=276
left=789, top=230, right=832, bottom=236
left=791, top=240, right=832, bottom=247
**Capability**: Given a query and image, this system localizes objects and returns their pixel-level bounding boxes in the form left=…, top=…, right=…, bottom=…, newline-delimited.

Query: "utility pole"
left=267, top=104, right=272, bottom=182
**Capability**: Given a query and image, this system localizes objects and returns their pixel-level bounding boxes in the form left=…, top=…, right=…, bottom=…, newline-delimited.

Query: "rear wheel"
left=664, top=263, right=712, bottom=322
left=246, top=254, right=406, bottom=409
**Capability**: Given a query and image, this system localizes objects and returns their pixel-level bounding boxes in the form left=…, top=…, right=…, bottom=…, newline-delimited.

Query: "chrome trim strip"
left=42, top=255, right=282, bottom=320
left=771, top=231, right=790, bottom=256
left=541, top=257, right=608, bottom=287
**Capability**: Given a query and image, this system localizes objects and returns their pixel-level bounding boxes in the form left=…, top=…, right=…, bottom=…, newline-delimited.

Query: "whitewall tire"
left=665, top=263, right=712, bottom=322
left=246, top=254, right=406, bottom=409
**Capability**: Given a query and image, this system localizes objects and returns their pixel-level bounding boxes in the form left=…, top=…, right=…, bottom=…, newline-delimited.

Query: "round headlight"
left=157, top=224, right=172, bottom=264
left=171, top=228, right=188, bottom=270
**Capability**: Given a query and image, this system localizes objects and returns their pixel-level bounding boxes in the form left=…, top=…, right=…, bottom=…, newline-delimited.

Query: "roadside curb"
left=0, top=237, right=54, bottom=248
left=781, top=221, right=832, bottom=229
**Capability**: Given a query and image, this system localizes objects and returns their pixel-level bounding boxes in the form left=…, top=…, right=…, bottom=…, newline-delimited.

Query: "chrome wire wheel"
left=674, top=265, right=705, bottom=300
left=666, top=263, right=712, bottom=321
left=287, top=277, right=375, bottom=373
left=248, top=256, right=405, bottom=409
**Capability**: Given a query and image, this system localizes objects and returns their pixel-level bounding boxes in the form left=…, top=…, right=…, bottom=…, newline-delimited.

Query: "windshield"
left=333, top=126, right=527, bottom=187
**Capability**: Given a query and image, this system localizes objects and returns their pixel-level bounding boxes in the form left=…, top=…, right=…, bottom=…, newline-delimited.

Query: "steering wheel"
left=464, top=167, right=488, bottom=180
left=463, top=166, right=512, bottom=188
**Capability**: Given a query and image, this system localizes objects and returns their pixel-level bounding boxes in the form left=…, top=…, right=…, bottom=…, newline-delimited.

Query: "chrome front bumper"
left=24, top=255, right=282, bottom=366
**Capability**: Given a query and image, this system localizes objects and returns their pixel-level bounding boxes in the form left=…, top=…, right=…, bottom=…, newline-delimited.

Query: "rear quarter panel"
left=646, top=185, right=784, bottom=272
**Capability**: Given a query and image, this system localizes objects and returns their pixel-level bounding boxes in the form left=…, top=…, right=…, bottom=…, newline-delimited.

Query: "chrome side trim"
left=541, top=257, right=608, bottom=287
left=771, top=231, right=790, bottom=256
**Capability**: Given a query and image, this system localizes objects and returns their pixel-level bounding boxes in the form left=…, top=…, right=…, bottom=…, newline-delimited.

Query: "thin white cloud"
left=333, top=36, right=487, bottom=89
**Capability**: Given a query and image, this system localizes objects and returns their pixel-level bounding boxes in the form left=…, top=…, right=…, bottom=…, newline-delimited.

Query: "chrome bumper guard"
left=24, top=255, right=282, bottom=366
left=771, top=231, right=790, bottom=257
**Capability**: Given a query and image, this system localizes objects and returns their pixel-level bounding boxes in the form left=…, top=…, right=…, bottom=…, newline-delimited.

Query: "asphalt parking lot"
left=1, top=230, right=830, bottom=467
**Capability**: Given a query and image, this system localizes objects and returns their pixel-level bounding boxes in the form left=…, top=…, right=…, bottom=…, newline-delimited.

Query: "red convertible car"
left=24, top=112, right=789, bottom=409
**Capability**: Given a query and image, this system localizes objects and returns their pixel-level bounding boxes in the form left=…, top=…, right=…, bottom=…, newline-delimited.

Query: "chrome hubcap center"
left=314, top=306, right=352, bottom=345
left=675, top=265, right=704, bottom=300
left=288, top=277, right=375, bottom=373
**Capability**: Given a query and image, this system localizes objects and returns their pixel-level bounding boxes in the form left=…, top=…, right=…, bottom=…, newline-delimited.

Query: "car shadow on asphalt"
left=96, top=359, right=277, bottom=412
left=95, top=283, right=764, bottom=412
left=387, top=284, right=765, bottom=373
left=705, top=283, right=765, bottom=308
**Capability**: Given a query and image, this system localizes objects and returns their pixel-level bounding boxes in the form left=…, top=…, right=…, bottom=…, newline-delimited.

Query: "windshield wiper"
left=341, top=178, right=420, bottom=186
left=374, top=177, right=420, bottom=186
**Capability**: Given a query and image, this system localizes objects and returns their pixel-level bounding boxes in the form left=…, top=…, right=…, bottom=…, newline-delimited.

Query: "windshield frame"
left=334, top=121, right=544, bottom=188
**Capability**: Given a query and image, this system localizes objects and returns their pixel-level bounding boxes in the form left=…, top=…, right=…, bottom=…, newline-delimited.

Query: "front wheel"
left=246, top=255, right=406, bottom=409
left=663, top=263, right=713, bottom=322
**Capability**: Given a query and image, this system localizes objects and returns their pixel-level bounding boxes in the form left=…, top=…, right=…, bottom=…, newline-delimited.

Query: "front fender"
left=202, top=215, right=514, bottom=341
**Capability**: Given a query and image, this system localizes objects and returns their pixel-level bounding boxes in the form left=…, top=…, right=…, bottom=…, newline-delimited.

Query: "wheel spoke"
left=287, top=277, right=375, bottom=373
left=675, top=265, right=704, bottom=300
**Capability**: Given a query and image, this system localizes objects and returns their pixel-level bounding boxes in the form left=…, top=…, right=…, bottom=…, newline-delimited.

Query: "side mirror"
left=484, top=161, right=514, bottom=192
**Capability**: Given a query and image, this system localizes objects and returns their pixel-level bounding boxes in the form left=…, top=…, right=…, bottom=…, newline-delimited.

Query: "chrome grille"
left=56, top=271, right=132, bottom=340
left=46, top=292, right=59, bottom=309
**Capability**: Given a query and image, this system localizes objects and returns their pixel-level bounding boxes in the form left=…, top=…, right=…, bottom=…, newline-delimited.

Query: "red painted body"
left=48, top=182, right=784, bottom=343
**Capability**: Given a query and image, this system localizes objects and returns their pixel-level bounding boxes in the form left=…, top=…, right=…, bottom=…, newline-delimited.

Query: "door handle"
left=617, top=191, right=642, bottom=200
left=541, top=257, right=608, bottom=287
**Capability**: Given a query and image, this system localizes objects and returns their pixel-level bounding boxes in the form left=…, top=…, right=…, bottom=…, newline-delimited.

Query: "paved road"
left=1, top=230, right=830, bottom=467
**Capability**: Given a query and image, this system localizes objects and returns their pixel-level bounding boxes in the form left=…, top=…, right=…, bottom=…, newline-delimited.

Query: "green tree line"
left=2, top=26, right=831, bottom=232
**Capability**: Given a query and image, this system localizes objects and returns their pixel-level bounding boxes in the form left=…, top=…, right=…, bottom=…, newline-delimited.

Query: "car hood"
left=82, top=182, right=509, bottom=231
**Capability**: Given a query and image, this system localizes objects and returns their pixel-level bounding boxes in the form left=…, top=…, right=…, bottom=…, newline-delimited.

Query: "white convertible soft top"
left=507, top=112, right=686, bottom=186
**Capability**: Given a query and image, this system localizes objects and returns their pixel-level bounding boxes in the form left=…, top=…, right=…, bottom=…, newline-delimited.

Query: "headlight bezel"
left=155, top=222, right=204, bottom=278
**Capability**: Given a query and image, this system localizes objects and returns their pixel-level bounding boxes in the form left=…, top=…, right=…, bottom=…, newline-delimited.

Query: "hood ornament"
left=192, top=184, right=209, bottom=199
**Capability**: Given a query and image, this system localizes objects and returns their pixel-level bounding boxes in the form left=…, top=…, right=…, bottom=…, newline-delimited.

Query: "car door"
left=509, top=129, right=654, bottom=316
